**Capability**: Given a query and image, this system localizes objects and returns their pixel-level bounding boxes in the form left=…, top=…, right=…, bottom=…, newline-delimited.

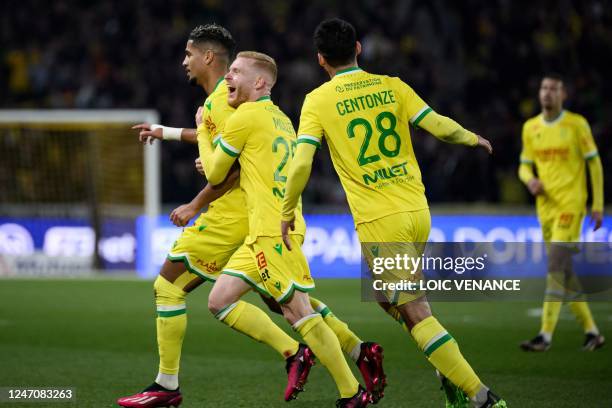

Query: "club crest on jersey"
left=256, top=251, right=267, bottom=269
left=205, top=116, right=217, bottom=136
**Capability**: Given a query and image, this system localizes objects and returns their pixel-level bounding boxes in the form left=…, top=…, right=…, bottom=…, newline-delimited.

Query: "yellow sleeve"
left=282, top=142, right=317, bottom=221
left=518, top=122, right=535, bottom=185
left=395, top=79, right=476, bottom=146
left=417, top=111, right=478, bottom=146
left=196, top=113, right=246, bottom=186
left=577, top=117, right=599, bottom=160
left=575, top=117, right=603, bottom=211
left=296, top=93, right=323, bottom=147
left=588, top=155, right=604, bottom=212
left=397, top=80, right=430, bottom=127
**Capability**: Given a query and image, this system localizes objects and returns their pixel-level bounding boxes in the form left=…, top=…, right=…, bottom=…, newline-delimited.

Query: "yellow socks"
left=540, top=300, right=562, bottom=338
left=309, top=297, right=362, bottom=358
left=569, top=301, right=599, bottom=334
left=385, top=304, right=409, bottom=332
left=154, top=276, right=187, bottom=389
left=294, top=314, right=359, bottom=398
left=411, top=316, right=482, bottom=398
left=217, top=300, right=299, bottom=359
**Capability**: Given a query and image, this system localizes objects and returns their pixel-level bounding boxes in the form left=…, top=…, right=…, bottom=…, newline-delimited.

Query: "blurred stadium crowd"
left=2, top=0, right=611, bottom=210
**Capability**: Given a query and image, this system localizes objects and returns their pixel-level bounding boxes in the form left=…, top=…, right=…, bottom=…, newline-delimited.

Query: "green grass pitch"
left=0, top=278, right=610, bottom=407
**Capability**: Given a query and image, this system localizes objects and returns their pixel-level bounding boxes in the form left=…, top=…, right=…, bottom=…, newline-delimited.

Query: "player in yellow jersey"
left=119, top=25, right=383, bottom=408
left=518, top=73, right=605, bottom=352
left=196, top=51, right=371, bottom=407
left=281, top=18, right=507, bottom=408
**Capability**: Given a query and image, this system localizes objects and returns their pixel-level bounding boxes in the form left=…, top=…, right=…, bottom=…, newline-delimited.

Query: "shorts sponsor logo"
left=558, top=213, right=574, bottom=229
left=256, top=251, right=267, bottom=269
left=196, top=259, right=219, bottom=273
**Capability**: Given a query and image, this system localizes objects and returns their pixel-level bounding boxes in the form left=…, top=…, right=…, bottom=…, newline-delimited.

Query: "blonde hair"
left=236, top=51, right=277, bottom=85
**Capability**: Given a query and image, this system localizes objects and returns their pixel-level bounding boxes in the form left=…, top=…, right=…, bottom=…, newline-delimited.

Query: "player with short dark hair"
left=518, top=74, right=605, bottom=352
left=281, top=18, right=507, bottom=408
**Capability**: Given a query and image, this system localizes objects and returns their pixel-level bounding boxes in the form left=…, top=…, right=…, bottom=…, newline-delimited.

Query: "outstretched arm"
left=417, top=111, right=492, bottom=154
left=132, top=123, right=198, bottom=144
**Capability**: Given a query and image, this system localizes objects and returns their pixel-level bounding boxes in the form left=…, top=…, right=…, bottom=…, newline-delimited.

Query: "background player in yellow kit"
left=281, top=18, right=507, bottom=408
left=518, top=73, right=605, bottom=352
left=118, top=25, right=377, bottom=408
left=196, top=51, right=371, bottom=407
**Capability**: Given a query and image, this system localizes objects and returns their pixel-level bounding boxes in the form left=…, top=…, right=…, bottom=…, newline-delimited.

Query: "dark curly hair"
left=189, top=24, right=236, bottom=58
left=313, top=18, right=357, bottom=67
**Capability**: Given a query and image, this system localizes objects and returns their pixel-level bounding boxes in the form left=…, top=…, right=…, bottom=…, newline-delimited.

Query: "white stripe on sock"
left=292, top=313, right=319, bottom=330
left=423, top=330, right=448, bottom=352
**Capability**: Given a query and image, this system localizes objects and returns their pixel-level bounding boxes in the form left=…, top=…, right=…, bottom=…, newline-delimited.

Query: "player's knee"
left=207, top=295, right=225, bottom=316
left=281, top=294, right=315, bottom=324
left=153, top=274, right=170, bottom=295
left=208, top=293, right=236, bottom=316
left=159, top=258, right=186, bottom=283
left=153, top=275, right=187, bottom=314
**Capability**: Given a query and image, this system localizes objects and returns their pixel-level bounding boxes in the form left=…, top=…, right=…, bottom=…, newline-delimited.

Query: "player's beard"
left=229, top=90, right=245, bottom=108
left=188, top=77, right=198, bottom=87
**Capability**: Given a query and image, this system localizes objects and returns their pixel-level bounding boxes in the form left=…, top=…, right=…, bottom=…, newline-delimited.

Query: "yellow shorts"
left=167, top=211, right=249, bottom=282
left=539, top=208, right=585, bottom=243
left=222, top=235, right=315, bottom=303
left=356, top=209, right=431, bottom=305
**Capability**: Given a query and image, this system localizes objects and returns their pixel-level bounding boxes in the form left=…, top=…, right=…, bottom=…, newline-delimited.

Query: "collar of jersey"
left=256, top=95, right=271, bottom=102
left=213, top=76, right=225, bottom=93
left=334, top=66, right=362, bottom=77
left=541, top=110, right=565, bottom=126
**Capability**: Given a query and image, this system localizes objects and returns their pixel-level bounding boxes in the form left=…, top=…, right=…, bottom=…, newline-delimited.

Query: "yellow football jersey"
left=218, top=96, right=306, bottom=243
left=198, top=78, right=246, bottom=219
left=297, top=67, right=430, bottom=226
left=520, top=110, right=599, bottom=211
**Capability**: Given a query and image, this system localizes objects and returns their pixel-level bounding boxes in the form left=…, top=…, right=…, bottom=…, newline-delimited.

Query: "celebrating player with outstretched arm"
left=281, top=18, right=506, bottom=408
left=197, top=51, right=372, bottom=407
left=518, top=73, right=605, bottom=352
